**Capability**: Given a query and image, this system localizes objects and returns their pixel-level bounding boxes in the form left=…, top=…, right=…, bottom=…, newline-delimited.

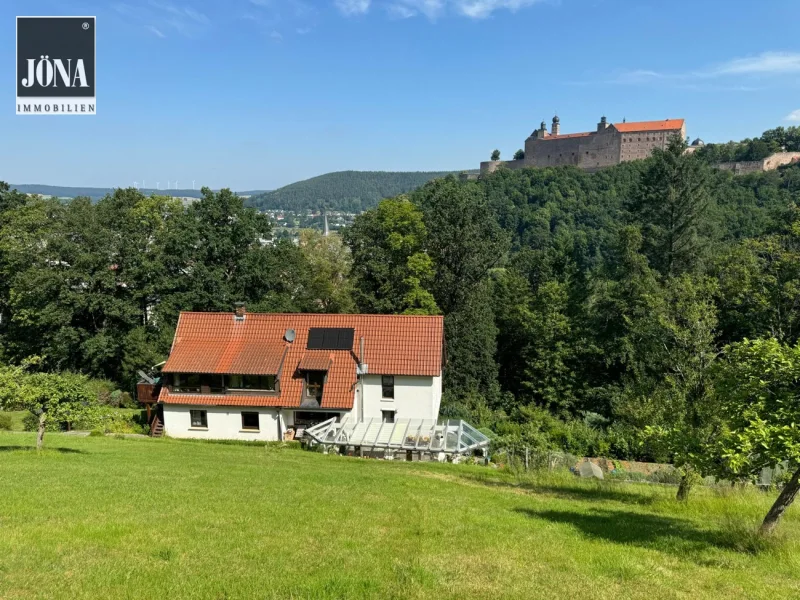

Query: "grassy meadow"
left=0, top=432, right=799, bottom=599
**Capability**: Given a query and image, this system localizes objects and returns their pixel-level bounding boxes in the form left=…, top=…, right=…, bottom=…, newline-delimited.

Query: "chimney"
left=234, top=302, right=246, bottom=320
left=323, top=208, right=330, bottom=237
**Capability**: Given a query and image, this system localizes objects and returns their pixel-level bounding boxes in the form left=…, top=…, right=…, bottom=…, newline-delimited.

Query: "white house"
left=142, top=307, right=444, bottom=442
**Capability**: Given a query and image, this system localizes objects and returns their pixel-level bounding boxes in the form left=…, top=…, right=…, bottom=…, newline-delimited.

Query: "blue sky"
left=3, top=0, right=800, bottom=190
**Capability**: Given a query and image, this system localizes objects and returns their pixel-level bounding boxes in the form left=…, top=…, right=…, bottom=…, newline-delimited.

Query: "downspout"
left=359, top=337, right=365, bottom=423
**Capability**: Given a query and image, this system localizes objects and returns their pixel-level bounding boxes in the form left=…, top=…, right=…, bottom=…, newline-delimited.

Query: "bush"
left=0, top=414, right=12, bottom=430
left=72, top=406, right=146, bottom=434
left=87, top=379, right=116, bottom=405
left=89, top=429, right=104, bottom=437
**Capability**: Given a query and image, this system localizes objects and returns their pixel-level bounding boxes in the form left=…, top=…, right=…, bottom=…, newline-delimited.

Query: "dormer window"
left=306, top=371, right=325, bottom=401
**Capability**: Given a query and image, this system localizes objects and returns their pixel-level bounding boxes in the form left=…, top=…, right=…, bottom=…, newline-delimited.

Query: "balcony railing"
left=169, top=385, right=275, bottom=396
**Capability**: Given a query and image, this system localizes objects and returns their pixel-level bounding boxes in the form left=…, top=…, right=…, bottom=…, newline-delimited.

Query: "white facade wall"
left=163, top=374, right=442, bottom=440
left=355, top=374, right=441, bottom=422
left=163, top=404, right=282, bottom=441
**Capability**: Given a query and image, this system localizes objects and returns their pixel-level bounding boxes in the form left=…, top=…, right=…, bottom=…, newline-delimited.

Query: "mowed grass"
left=0, top=433, right=799, bottom=600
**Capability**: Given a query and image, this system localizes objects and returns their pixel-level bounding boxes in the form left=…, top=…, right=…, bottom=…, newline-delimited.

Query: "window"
left=381, top=410, right=395, bottom=424
left=306, top=371, right=325, bottom=400
left=228, top=374, right=276, bottom=391
left=381, top=375, right=395, bottom=399
left=190, top=410, right=208, bottom=428
left=200, top=374, right=224, bottom=393
left=173, top=373, right=201, bottom=393
left=241, top=412, right=260, bottom=431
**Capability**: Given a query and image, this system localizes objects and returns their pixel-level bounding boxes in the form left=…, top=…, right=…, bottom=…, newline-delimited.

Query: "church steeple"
left=552, top=115, right=560, bottom=136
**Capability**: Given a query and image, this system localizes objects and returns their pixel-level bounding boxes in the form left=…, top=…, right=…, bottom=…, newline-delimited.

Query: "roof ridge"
left=178, top=311, right=443, bottom=318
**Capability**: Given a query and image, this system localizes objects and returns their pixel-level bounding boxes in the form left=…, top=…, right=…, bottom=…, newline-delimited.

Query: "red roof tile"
left=297, top=351, right=333, bottom=372
left=158, top=312, right=444, bottom=410
left=613, top=119, right=685, bottom=133
left=541, top=132, right=593, bottom=140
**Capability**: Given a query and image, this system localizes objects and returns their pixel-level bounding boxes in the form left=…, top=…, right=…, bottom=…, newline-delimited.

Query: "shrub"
left=89, top=429, right=104, bottom=437
left=87, top=379, right=116, bottom=405
left=0, top=414, right=12, bottom=431
left=21, top=411, right=62, bottom=432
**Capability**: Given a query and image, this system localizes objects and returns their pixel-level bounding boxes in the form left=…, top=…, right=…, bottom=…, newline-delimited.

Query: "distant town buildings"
left=480, top=115, right=686, bottom=175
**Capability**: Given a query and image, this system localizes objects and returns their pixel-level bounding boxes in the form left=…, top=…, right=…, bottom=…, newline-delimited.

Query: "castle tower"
left=597, top=115, right=608, bottom=132
left=552, top=115, right=560, bottom=136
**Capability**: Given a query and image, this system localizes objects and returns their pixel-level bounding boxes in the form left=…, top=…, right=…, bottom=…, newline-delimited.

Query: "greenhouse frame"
left=304, top=417, right=490, bottom=456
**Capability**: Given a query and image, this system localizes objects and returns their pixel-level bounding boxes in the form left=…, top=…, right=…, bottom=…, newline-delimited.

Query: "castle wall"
left=479, top=159, right=526, bottom=175
left=576, top=127, right=622, bottom=169
left=619, top=124, right=685, bottom=162
left=526, top=136, right=583, bottom=168
left=763, top=152, right=800, bottom=170
left=715, top=152, right=800, bottom=175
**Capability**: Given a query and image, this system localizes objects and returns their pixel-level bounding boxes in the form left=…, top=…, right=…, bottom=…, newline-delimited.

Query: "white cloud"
left=147, top=25, right=166, bottom=38
left=615, top=51, right=800, bottom=85
left=386, top=3, right=418, bottom=18
left=335, top=0, right=371, bottom=15
left=114, top=1, right=210, bottom=38
left=398, top=0, right=445, bottom=19
left=296, top=26, right=313, bottom=34
left=453, top=0, right=542, bottom=19
left=270, top=30, right=283, bottom=42
left=384, top=0, right=537, bottom=20
left=712, top=52, right=800, bottom=76
left=786, top=109, right=800, bottom=122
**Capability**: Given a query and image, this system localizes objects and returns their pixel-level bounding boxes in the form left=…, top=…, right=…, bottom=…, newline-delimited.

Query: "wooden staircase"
left=150, top=415, right=164, bottom=437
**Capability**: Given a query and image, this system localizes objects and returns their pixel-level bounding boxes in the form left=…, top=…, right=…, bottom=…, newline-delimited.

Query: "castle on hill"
left=480, top=115, right=687, bottom=175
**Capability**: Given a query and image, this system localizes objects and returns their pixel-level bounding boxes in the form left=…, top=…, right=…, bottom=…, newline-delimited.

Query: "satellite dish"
left=284, top=328, right=296, bottom=343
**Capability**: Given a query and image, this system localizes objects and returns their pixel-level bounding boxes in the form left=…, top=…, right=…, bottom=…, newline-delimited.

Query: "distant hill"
left=9, top=184, right=270, bottom=202
left=248, top=171, right=457, bottom=213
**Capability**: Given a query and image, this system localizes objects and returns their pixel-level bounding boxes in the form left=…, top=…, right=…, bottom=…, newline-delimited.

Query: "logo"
left=16, top=17, right=96, bottom=115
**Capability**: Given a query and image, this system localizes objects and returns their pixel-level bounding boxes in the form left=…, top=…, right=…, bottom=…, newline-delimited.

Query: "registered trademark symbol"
left=82, top=22, right=90, bottom=30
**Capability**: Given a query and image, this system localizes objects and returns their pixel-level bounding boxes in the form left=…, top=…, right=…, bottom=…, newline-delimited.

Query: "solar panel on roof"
left=307, top=328, right=354, bottom=350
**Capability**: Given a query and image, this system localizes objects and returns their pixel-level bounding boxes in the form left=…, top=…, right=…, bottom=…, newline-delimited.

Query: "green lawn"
left=0, top=433, right=799, bottom=599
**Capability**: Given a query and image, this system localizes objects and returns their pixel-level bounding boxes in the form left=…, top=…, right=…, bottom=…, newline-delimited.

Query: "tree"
left=624, top=275, right=720, bottom=500
left=343, top=196, right=439, bottom=315
left=514, top=149, right=525, bottom=160
left=493, top=269, right=579, bottom=414
left=490, top=149, right=501, bottom=161
left=0, top=362, right=93, bottom=450
left=714, top=214, right=800, bottom=346
left=413, top=177, right=509, bottom=315
left=297, top=229, right=355, bottom=313
left=710, top=338, right=800, bottom=535
left=412, top=177, right=510, bottom=400
left=634, top=136, right=714, bottom=278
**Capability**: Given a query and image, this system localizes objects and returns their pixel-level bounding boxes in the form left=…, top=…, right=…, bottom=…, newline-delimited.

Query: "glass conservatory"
left=304, top=417, right=490, bottom=456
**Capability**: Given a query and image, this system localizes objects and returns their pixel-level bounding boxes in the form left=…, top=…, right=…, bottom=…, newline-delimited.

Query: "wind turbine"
left=156, top=182, right=160, bottom=190
left=175, top=180, right=179, bottom=190
left=192, top=180, right=195, bottom=190
left=133, top=181, right=139, bottom=189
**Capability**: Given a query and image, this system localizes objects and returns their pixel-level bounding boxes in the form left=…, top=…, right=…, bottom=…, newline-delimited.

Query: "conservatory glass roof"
left=304, top=417, right=490, bottom=455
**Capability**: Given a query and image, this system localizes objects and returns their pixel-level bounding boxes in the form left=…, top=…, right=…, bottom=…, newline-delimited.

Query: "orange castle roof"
left=613, top=119, right=685, bottom=133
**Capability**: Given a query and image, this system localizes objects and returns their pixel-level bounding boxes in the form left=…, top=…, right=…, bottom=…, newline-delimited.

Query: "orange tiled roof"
left=159, top=312, right=444, bottom=410
left=297, top=351, right=333, bottom=372
left=541, top=132, right=593, bottom=141
left=613, top=119, right=684, bottom=133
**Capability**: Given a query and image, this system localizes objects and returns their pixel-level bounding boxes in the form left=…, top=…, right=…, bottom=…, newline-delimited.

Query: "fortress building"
left=480, top=115, right=686, bottom=175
